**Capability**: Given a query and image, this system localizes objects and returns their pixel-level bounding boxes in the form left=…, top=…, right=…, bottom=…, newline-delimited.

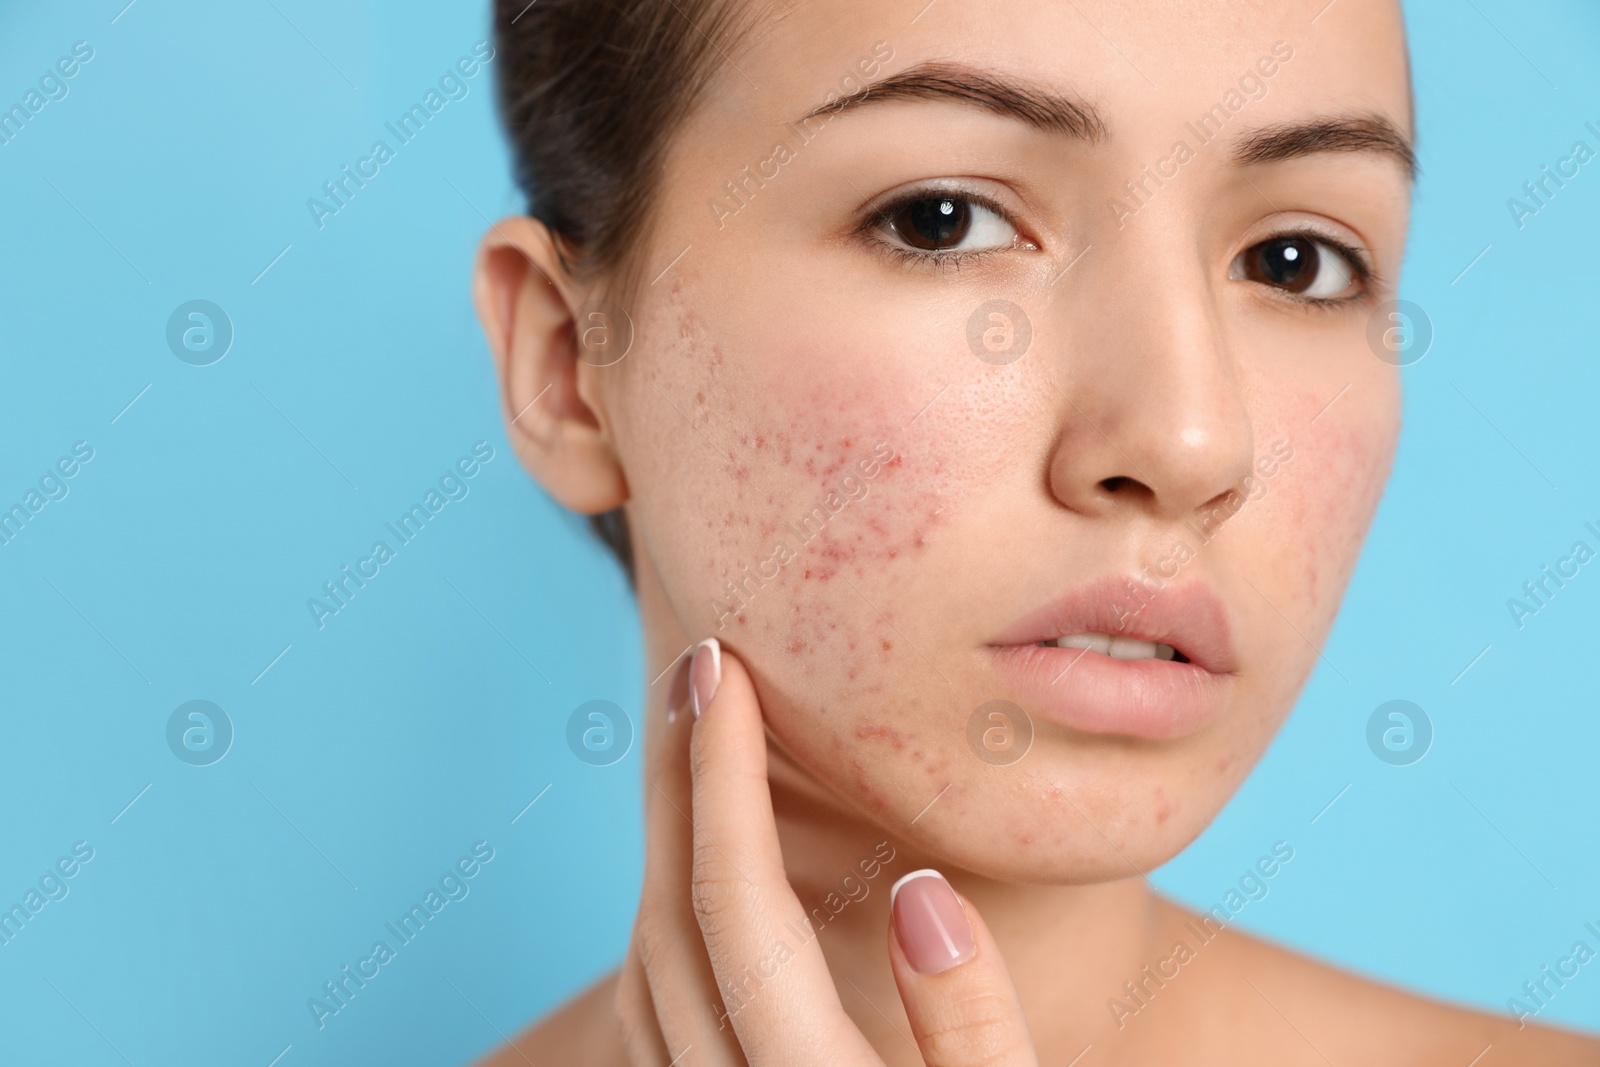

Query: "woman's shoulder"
left=1169, top=900, right=1600, bottom=1064
left=469, top=967, right=628, bottom=1067
left=467, top=914, right=1600, bottom=1066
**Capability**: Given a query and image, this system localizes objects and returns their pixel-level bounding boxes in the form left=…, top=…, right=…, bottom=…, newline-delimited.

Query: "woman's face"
left=591, top=0, right=1411, bottom=879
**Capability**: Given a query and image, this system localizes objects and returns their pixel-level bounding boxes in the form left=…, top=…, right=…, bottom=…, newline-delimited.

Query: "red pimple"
left=855, top=723, right=907, bottom=750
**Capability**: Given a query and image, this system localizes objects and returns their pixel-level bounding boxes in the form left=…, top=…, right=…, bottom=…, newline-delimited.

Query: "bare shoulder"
left=469, top=967, right=628, bottom=1067
left=1159, top=900, right=1600, bottom=1065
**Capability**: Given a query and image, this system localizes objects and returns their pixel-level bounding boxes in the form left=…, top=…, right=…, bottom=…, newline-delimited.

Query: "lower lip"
left=985, top=643, right=1231, bottom=740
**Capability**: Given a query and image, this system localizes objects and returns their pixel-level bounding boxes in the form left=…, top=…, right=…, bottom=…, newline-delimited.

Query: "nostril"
left=1100, top=476, right=1134, bottom=493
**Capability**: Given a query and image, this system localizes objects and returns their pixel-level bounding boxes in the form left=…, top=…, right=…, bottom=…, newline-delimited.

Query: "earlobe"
left=471, top=216, right=629, bottom=516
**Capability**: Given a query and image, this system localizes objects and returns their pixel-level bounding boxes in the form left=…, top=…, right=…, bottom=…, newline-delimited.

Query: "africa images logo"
left=307, top=841, right=495, bottom=1030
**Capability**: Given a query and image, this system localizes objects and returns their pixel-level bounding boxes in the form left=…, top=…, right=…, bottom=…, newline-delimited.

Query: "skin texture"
left=469, top=0, right=1600, bottom=1062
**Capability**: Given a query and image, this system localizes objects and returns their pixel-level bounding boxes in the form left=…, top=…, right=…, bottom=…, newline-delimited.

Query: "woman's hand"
left=614, top=638, right=1040, bottom=1066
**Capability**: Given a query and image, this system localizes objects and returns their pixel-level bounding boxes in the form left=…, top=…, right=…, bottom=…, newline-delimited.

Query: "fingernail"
left=689, top=638, right=721, bottom=720
left=665, top=653, right=692, bottom=724
left=890, top=869, right=974, bottom=974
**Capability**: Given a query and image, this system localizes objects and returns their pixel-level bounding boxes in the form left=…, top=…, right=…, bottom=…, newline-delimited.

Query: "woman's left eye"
left=879, top=194, right=1020, bottom=254
left=1234, top=235, right=1365, bottom=301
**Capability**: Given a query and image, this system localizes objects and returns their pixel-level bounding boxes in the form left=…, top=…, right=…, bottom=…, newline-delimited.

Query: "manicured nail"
left=665, top=653, right=691, bottom=724
left=890, top=869, right=974, bottom=974
left=689, top=638, right=721, bottom=720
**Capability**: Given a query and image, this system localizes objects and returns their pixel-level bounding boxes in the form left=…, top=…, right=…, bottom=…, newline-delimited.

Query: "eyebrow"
left=799, top=61, right=1106, bottom=140
left=804, top=63, right=1415, bottom=181
left=1232, top=115, right=1417, bottom=180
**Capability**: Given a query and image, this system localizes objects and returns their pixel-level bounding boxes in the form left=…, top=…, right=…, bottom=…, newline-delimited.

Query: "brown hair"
left=491, top=0, right=763, bottom=586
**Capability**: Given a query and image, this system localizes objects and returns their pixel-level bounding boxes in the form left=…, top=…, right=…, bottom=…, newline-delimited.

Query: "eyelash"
left=855, top=190, right=1381, bottom=305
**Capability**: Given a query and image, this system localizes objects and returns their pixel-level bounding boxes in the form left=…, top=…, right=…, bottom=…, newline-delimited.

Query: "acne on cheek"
left=1270, top=385, right=1398, bottom=633
left=798, top=710, right=956, bottom=818
left=647, top=279, right=1027, bottom=610
left=639, top=295, right=1015, bottom=806
left=744, top=372, right=1044, bottom=682
left=711, top=435, right=950, bottom=693
left=737, top=427, right=943, bottom=575
left=755, top=359, right=1045, bottom=578
left=706, top=426, right=977, bottom=808
left=637, top=365, right=946, bottom=693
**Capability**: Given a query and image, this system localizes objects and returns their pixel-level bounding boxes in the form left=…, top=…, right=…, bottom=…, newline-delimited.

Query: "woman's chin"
left=900, top=790, right=1216, bottom=886
left=772, top=738, right=1224, bottom=886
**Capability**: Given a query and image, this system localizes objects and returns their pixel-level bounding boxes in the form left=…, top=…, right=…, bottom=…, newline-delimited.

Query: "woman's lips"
left=985, top=575, right=1237, bottom=740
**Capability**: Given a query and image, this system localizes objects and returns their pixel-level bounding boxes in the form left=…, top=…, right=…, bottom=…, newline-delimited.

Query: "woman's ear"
left=471, top=216, right=629, bottom=515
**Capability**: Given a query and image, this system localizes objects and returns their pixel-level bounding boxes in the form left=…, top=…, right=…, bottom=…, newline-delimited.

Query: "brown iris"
left=1240, top=235, right=1321, bottom=294
left=888, top=196, right=972, bottom=250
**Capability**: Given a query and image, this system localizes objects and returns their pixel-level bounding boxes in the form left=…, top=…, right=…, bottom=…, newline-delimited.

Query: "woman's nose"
left=1041, top=235, right=1258, bottom=524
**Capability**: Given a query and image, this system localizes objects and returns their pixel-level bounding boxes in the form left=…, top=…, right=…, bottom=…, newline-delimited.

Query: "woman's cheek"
left=636, top=281, right=1024, bottom=649
left=1212, top=381, right=1397, bottom=733
left=1273, top=381, right=1399, bottom=639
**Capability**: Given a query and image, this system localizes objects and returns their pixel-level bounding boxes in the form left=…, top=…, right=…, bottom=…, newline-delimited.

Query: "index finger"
left=686, top=638, right=881, bottom=1065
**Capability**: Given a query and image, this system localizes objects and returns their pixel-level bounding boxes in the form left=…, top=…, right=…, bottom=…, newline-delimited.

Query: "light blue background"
left=0, top=1, right=1595, bottom=1063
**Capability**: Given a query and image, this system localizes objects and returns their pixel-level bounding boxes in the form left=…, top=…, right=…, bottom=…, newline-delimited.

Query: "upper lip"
left=990, top=573, right=1239, bottom=675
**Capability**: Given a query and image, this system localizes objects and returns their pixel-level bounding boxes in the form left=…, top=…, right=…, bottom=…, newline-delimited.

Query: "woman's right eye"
left=878, top=193, right=1021, bottom=255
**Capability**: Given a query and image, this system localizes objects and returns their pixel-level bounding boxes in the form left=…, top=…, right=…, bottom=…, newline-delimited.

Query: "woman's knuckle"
left=918, top=991, right=1027, bottom=1067
left=633, top=919, right=672, bottom=975
left=688, top=864, right=750, bottom=938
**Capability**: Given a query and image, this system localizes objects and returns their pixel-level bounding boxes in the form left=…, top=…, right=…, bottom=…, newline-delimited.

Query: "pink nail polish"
left=665, top=653, right=691, bottom=724
left=689, top=638, right=721, bottom=719
left=891, top=869, right=974, bottom=974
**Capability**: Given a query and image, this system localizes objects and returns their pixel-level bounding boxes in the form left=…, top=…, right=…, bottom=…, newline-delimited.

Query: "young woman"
left=469, top=0, right=1597, bottom=1062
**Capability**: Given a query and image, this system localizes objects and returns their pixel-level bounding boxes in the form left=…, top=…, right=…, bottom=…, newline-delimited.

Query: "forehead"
left=705, top=0, right=1412, bottom=145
